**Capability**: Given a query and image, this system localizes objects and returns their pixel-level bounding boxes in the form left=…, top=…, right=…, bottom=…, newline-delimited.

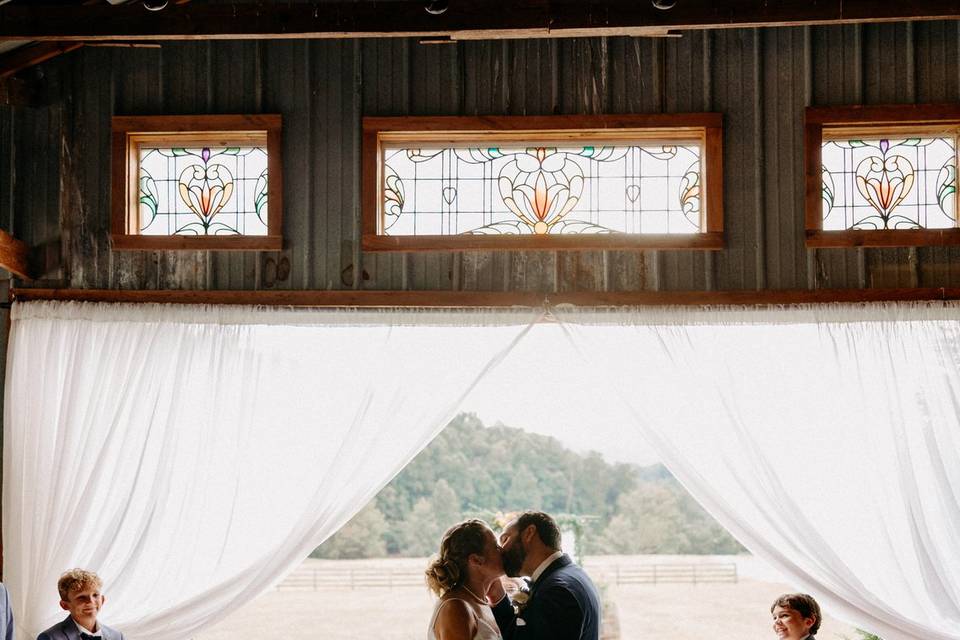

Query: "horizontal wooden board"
left=14, top=286, right=960, bottom=307
left=110, top=235, right=284, bottom=252
left=806, top=229, right=960, bottom=248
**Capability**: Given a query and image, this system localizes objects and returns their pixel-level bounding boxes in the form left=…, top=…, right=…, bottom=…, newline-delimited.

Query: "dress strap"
left=429, top=598, right=478, bottom=640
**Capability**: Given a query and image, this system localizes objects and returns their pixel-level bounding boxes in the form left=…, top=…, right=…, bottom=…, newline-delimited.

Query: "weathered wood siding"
left=2, top=22, right=960, bottom=293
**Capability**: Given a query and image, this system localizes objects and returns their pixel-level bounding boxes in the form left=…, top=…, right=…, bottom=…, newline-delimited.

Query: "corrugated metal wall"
left=3, top=21, right=960, bottom=293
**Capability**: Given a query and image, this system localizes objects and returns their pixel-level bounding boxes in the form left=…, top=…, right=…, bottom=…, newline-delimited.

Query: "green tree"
left=596, top=481, right=743, bottom=554
left=505, top=464, right=543, bottom=511
left=395, top=478, right=462, bottom=556
left=311, top=502, right=388, bottom=559
left=432, top=478, right=461, bottom=526
left=319, top=412, right=745, bottom=558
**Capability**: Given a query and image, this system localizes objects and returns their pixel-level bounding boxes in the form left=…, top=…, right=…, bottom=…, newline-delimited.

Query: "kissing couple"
left=425, top=511, right=601, bottom=640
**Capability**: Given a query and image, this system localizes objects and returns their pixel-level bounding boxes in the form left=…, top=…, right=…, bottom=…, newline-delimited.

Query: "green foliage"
left=594, top=481, right=743, bottom=555
left=505, top=465, right=543, bottom=511
left=314, top=413, right=744, bottom=558
left=311, top=502, right=388, bottom=559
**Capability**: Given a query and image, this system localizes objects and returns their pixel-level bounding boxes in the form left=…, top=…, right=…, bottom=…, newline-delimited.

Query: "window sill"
left=362, top=233, right=725, bottom=252
left=111, top=235, right=283, bottom=252
left=806, top=229, right=960, bottom=248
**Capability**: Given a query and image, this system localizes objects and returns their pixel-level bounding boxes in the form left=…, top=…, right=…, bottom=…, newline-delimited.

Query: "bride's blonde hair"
left=425, top=519, right=490, bottom=596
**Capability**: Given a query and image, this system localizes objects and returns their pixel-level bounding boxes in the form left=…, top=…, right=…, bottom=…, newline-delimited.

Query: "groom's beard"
left=502, top=541, right=526, bottom=577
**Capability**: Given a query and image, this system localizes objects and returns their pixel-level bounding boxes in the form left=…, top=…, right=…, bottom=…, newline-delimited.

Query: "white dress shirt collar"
left=531, top=550, right=564, bottom=583
left=73, top=620, right=101, bottom=637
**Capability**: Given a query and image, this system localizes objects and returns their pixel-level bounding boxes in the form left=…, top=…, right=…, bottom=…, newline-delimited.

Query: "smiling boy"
left=771, top=593, right=822, bottom=640
left=37, top=570, right=125, bottom=640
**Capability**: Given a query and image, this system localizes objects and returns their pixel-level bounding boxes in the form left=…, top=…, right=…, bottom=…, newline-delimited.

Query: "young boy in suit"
left=37, top=570, right=125, bottom=640
left=0, top=582, right=14, bottom=640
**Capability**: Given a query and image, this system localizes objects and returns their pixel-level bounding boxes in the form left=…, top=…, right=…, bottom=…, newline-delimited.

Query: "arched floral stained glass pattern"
left=381, top=144, right=703, bottom=236
left=138, top=145, right=269, bottom=236
left=820, top=136, right=957, bottom=231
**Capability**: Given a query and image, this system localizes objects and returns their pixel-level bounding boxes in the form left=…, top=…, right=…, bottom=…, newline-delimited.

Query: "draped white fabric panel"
left=555, top=304, right=960, bottom=640
left=3, top=302, right=538, bottom=640
left=6, top=300, right=960, bottom=640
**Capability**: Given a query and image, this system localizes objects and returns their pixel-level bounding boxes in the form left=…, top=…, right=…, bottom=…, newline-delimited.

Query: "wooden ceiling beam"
left=0, top=1, right=958, bottom=41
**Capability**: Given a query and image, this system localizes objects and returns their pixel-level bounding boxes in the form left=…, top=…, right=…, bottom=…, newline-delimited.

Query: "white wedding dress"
left=427, top=598, right=503, bottom=640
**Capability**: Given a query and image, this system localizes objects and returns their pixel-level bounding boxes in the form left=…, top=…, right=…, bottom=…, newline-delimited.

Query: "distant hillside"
left=313, top=413, right=744, bottom=559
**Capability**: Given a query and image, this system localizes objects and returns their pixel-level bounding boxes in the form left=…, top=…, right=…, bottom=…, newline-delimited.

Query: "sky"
left=458, top=324, right=663, bottom=467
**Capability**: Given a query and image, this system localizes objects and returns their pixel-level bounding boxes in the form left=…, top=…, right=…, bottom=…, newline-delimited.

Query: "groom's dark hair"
left=515, top=511, right=562, bottom=550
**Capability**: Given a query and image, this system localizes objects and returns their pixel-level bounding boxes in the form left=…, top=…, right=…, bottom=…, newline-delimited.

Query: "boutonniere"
left=510, top=578, right=533, bottom=615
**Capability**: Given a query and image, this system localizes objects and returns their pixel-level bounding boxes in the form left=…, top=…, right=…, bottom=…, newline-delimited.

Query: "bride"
left=425, top=519, right=505, bottom=640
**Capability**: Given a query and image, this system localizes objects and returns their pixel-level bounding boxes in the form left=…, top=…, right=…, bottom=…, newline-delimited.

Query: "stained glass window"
left=821, top=136, right=957, bottom=230
left=112, top=115, right=282, bottom=251
left=381, top=143, right=703, bottom=237
left=363, top=115, right=724, bottom=251
left=138, top=145, right=269, bottom=236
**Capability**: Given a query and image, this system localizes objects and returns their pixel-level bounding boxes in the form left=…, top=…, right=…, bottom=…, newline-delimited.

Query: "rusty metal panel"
left=808, top=24, right=864, bottom=289
left=404, top=39, right=459, bottom=291
left=553, top=38, right=612, bottom=293
left=304, top=40, right=361, bottom=291
left=458, top=39, right=561, bottom=293
left=52, top=48, right=113, bottom=290
left=604, top=36, right=658, bottom=292
left=914, top=21, right=960, bottom=287
left=5, top=22, right=960, bottom=297
left=359, top=38, right=409, bottom=290
left=111, top=44, right=162, bottom=290
left=656, top=30, right=714, bottom=292
left=208, top=40, right=263, bottom=291
left=13, top=103, right=62, bottom=281
left=261, top=40, right=309, bottom=292
left=710, top=28, right=762, bottom=291
left=760, top=27, right=809, bottom=290
left=863, top=23, right=920, bottom=289
left=148, top=42, right=214, bottom=291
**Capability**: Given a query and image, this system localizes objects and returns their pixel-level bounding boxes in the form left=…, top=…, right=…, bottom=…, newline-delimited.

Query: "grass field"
left=196, top=556, right=858, bottom=640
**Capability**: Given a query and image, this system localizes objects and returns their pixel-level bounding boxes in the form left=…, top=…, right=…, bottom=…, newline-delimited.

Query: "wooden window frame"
left=805, top=104, right=960, bottom=248
left=111, top=114, right=284, bottom=251
left=362, top=114, right=724, bottom=252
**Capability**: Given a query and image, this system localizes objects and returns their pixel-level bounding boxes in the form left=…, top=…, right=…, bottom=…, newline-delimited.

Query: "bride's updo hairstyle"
left=425, top=519, right=489, bottom=596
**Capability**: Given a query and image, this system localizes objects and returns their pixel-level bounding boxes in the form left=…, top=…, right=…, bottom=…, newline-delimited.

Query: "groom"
left=490, top=511, right=601, bottom=640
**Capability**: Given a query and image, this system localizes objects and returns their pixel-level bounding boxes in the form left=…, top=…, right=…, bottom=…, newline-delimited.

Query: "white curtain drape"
left=555, top=303, right=960, bottom=640
left=7, top=299, right=960, bottom=640
left=3, top=301, right=539, bottom=640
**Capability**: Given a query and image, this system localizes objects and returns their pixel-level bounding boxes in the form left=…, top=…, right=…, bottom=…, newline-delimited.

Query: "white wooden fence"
left=594, top=563, right=738, bottom=586
left=276, top=562, right=737, bottom=591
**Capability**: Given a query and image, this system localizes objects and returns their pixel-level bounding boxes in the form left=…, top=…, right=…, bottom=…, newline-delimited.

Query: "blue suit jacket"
left=0, top=584, right=13, bottom=640
left=37, top=616, right=124, bottom=640
left=493, top=554, right=601, bottom=640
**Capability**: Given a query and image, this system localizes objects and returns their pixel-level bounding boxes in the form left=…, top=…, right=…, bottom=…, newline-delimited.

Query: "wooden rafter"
left=11, top=287, right=960, bottom=308
left=0, top=1, right=959, bottom=41
left=0, top=41, right=83, bottom=79
left=0, top=230, right=34, bottom=280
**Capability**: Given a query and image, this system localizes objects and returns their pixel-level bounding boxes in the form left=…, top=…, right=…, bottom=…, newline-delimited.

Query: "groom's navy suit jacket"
left=493, top=554, right=601, bottom=640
